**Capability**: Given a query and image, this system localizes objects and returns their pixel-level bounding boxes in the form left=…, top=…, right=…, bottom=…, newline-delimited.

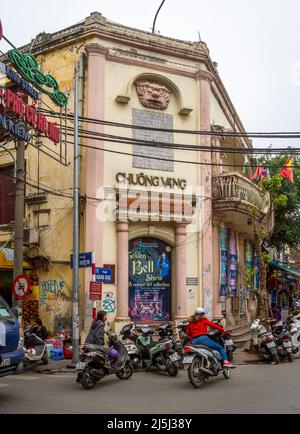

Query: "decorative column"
left=175, top=223, right=187, bottom=320
left=116, top=221, right=130, bottom=322
left=84, top=44, right=107, bottom=328
left=197, top=71, right=214, bottom=318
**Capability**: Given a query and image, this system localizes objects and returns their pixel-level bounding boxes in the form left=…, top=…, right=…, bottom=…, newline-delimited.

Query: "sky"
left=1, top=0, right=300, bottom=149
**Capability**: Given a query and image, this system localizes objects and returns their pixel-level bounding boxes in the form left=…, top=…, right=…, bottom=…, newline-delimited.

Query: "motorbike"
left=209, top=320, right=237, bottom=362
left=286, top=312, right=300, bottom=356
left=182, top=342, right=233, bottom=389
left=251, top=319, right=280, bottom=364
left=136, top=324, right=180, bottom=377
left=120, top=323, right=141, bottom=369
left=23, top=326, right=48, bottom=367
left=272, top=321, right=293, bottom=362
left=76, top=333, right=133, bottom=390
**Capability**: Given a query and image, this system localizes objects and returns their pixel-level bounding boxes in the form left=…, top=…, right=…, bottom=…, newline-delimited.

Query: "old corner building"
left=0, top=12, right=274, bottom=335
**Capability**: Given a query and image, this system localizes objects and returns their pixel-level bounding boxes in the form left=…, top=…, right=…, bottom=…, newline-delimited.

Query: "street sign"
left=13, top=275, right=30, bottom=300
left=71, top=252, right=93, bottom=269
left=90, top=282, right=102, bottom=301
left=96, top=268, right=113, bottom=284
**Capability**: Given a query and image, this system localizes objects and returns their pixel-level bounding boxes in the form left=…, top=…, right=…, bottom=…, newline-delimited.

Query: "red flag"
left=0, top=20, right=3, bottom=41
left=279, top=157, right=294, bottom=183
left=251, top=164, right=262, bottom=181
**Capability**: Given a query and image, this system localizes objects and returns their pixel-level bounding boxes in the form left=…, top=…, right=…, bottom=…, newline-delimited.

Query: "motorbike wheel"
left=80, top=370, right=97, bottom=390
left=223, top=369, right=231, bottom=380
left=116, top=363, right=134, bottom=381
left=42, top=353, right=49, bottom=365
left=188, top=358, right=206, bottom=389
left=165, top=359, right=179, bottom=378
left=287, top=353, right=293, bottom=363
left=272, top=353, right=280, bottom=365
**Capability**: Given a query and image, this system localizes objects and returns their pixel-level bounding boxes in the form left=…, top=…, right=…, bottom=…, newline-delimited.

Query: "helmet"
left=195, top=307, right=206, bottom=316
left=108, top=348, right=119, bottom=361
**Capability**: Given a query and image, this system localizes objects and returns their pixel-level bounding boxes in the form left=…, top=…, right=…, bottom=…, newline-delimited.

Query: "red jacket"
left=186, top=317, right=224, bottom=339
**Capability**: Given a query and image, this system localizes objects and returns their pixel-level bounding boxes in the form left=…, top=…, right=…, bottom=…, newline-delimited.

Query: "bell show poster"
left=129, top=238, right=172, bottom=322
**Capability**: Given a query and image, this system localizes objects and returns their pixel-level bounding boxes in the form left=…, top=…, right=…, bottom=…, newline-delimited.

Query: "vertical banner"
left=245, top=241, right=253, bottom=299
left=229, top=231, right=238, bottom=297
left=129, top=238, right=171, bottom=322
left=254, top=251, right=260, bottom=293
left=219, top=226, right=228, bottom=298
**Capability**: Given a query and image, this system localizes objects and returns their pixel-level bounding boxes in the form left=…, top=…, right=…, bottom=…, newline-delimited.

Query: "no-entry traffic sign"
left=13, top=275, right=30, bottom=300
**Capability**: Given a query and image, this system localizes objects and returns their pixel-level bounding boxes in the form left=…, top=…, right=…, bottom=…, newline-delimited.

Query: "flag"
left=242, top=155, right=249, bottom=175
left=251, top=163, right=262, bottom=181
left=279, top=157, right=294, bottom=183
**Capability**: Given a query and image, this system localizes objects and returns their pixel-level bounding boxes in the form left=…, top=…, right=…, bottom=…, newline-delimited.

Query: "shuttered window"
left=0, top=166, right=16, bottom=225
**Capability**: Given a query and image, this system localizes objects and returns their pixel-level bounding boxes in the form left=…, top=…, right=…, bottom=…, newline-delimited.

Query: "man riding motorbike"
left=186, top=307, right=235, bottom=369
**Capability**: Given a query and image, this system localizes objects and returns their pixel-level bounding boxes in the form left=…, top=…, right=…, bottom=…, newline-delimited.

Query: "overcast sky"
left=1, top=0, right=300, bottom=149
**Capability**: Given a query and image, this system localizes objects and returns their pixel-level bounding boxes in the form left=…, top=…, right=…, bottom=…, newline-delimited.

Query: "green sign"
left=7, top=49, right=68, bottom=107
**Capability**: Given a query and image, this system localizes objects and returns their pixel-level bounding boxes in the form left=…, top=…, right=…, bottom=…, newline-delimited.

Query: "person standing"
left=85, top=311, right=107, bottom=347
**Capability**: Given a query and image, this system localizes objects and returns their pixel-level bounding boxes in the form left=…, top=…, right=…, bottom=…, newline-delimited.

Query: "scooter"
left=251, top=319, right=280, bottom=364
left=23, top=326, right=48, bottom=367
left=286, top=312, right=300, bottom=355
left=272, top=321, right=293, bottom=362
left=182, top=342, right=233, bottom=389
left=136, top=324, right=180, bottom=377
left=209, top=320, right=237, bottom=362
left=76, top=333, right=133, bottom=390
left=120, top=323, right=141, bottom=369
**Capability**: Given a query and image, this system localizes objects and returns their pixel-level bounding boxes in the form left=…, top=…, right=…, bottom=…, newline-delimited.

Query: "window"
left=0, top=166, right=16, bottom=225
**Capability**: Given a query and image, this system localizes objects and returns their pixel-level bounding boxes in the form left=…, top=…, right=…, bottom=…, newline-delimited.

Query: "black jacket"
left=85, top=320, right=105, bottom=347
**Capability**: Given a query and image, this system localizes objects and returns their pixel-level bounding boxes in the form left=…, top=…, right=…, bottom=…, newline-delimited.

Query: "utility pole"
left=72, top=61, right=80, bottom=365
left=13, top=139, right=25, bottom=322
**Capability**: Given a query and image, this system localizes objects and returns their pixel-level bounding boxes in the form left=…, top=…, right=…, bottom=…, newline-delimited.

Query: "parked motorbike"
left=209, top=320, right=237, bottom=362
left=272, top=321, right=293, bottom=362
left=23, top=325, right=48, bottom=367
left=136, top=324, right=180, bottom=377
left=120, top=323, right=140, bottom=369
left=76, top=333, right=133, bottom=390
left=286, top=312, right=300, bottom=356
left=182, top=342, right=233, bottom=389
left=251, top=319, right=280, bottom=364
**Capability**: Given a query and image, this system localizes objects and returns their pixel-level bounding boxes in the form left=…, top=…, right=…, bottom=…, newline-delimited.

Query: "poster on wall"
left=219, top=227, right=228, bottom=299
left=228, top=231, right=238, bottom=297
left=129, top=238, right=172, bottom=322
left=245, top=241, right=253, bottom=300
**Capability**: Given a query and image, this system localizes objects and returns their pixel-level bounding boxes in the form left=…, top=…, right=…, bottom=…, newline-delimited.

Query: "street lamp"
left=152, top=0, right=166, bottom=34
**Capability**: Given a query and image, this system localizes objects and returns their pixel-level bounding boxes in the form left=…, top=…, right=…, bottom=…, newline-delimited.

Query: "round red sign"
left=0, top=20, right=3, bottom=41
left=13, top=275, right=31, bottom=300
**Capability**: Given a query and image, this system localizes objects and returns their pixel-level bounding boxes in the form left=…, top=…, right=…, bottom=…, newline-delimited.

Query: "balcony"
left=212, top=173, right=274, bottom=231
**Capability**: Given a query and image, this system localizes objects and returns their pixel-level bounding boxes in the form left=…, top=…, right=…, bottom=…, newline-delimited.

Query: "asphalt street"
left=0, top=361, right=300, bottom=414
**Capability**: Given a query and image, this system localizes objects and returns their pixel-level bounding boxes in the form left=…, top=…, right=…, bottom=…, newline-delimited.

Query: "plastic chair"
left=50, top=349, right=64, bottom=361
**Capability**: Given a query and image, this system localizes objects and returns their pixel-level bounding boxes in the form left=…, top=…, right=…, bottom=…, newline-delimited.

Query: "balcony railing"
left=212, top=172, right=270, bottom=215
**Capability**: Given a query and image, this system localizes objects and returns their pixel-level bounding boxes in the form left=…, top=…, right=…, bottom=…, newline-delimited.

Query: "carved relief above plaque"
left=135, top=81, right=171, bottom=111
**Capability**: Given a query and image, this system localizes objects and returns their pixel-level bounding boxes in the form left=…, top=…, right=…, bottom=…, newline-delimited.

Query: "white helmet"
left=195, top=307, right=206, bottom=316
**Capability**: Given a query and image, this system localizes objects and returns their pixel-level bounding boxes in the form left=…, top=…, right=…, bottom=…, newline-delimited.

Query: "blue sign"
left=96, top=268, right=113, bottom=283
left=71, top=252, right=93, bottom=269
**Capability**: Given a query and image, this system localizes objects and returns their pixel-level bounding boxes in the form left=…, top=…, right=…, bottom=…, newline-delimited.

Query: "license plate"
left=283, top=342, right=292, bottom=348
left=169, top=353, right=180, bottom=362
left=76, top=362, right=86, bottom=371
left=183, top=356, right=193, bottom=365
left=0, top=358, right=11, bottom=368
left=266, top=342, right=276, bottom=349
left=226, top=340, right=234, bottom=346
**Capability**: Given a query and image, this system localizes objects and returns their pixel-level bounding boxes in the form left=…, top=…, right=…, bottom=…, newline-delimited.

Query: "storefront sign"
left=90, top=282, right=102, bottom=301
left=96, top=268, right=113, bottom=284
left=7, top=49, right=68, bottom=107
left=229, top=231, right=238, bottom=297
left=0, top=61, right=39, bottom=100
left=116, top=173, right=187, bottom=190
left=0, top=87, right=60, bottom=144
left=70, top=252, right=93, bottom=269
left=129, top=238, right=171, bottom=322
left=219, top=226, right=228, bottom=298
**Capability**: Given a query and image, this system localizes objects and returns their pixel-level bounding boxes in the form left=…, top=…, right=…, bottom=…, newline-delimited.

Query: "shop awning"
left=270, top=261, right=300, bottom=279
left=0, top=248, right=32, bottom=270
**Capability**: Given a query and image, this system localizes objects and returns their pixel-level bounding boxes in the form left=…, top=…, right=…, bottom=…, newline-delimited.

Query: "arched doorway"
left=129, top=238, right=172, bottom=322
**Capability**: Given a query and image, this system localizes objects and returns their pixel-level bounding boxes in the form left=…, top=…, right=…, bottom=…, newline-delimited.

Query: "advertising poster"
left=228, top=231, right=238, bottom=297
left=219, top=227, right=228, bottom=298
left=129, top=238, right=171, bottom=322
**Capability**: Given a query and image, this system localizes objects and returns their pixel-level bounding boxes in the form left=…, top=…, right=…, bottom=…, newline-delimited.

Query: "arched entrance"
left=128, top=238, right=172, bottom=322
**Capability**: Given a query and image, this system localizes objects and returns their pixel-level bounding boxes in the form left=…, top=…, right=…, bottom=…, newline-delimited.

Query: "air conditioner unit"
left=23, top=228, right=39, bottom=245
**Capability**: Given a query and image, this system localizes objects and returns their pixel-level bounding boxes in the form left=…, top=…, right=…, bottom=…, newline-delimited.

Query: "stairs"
left=228, top=322, right=252, bottom=349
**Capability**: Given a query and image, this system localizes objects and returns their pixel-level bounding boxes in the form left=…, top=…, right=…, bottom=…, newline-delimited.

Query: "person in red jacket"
left=187, top=307, right=234, bottom=368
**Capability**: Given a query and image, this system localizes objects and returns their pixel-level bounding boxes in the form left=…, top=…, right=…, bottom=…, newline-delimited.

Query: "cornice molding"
left=85, top=43, right=108, bottom=56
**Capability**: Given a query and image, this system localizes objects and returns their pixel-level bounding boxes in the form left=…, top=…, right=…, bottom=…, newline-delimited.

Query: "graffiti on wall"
left=102, top=292, right=116, bottom=314
left=40, top=280, right=72, bottom=306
